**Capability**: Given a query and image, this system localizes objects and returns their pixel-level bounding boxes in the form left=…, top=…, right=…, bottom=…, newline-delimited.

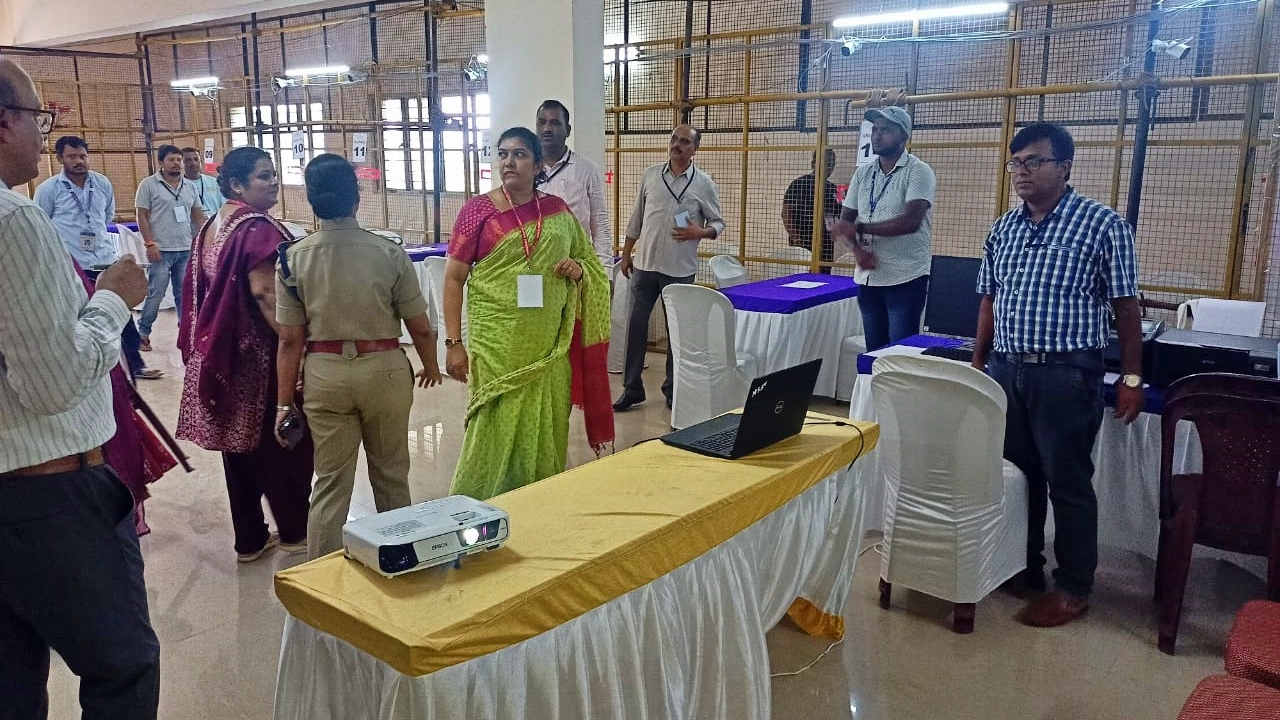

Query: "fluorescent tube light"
left=833, top=2, right=1008, bottom=28
left=284, top=65, right=350, bottom=77
left=170, top=76, right=218, bottom=88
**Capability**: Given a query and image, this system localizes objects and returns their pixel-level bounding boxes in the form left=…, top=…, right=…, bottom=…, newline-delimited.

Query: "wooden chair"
left=1156, top=373, right=1280, bottom=654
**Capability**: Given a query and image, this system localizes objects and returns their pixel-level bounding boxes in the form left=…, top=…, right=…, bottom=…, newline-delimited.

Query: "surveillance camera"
left=1152, top=39, right=1191, bottom=61
left=840, top=37, right=860, bottom=57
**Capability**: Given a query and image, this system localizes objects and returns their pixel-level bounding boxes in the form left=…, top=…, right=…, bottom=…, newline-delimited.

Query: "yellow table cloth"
left=275, top=414, right=876, bottom=678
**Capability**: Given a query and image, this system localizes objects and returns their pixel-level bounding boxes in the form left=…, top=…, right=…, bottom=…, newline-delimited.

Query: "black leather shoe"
left=613, top=392, right=645, bottom=412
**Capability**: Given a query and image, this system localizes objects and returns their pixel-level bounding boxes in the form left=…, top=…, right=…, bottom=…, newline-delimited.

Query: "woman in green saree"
left=443, top=127, right=613, bottom=500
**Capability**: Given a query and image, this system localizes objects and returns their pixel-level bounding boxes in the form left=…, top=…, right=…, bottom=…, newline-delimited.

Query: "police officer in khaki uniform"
left=274, top=154, right=442, bottom=559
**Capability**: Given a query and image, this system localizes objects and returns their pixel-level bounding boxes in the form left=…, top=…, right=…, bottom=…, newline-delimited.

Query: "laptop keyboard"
left=920, top=344, right=975, bottom=363
left=689, top=428, right=740, bottom=454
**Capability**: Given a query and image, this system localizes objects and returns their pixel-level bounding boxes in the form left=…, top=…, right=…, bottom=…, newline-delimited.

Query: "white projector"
left=342, top=495, right=509, bottom=577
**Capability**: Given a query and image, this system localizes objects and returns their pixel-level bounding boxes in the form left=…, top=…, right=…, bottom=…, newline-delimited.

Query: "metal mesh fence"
left=603, top=0, right=1279, bottom=330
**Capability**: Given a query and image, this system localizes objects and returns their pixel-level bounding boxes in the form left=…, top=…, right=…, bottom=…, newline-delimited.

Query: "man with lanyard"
left=34, top=135, right=161, bottom=379
left=134, top=144, right=206, bottom=352
left=971, top=122, right=1143, bottom=627
left=0, top=55, right=160, bottom=719
left=182, top=146, right=225, bottom=217
left=614, top=123, right=724, bottom=412
left=534, top=100, right=612, bottom=267
left=781, top=148, right=840, bottom=272
left=833, top=106, right=936, bottom=350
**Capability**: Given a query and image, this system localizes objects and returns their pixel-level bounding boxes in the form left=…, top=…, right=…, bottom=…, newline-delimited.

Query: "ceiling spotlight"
left=463, top=54, right=488, bottom=82
left=839, top=37, right=861, bottom=57
left=1151, top=38, right=1192, bottom=60
left=169, top=76, right=220, bottom=96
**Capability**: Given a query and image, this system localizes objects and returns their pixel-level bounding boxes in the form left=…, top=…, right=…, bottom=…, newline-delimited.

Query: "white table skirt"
left=274, top=469, right=867, bottom=720
left=733, top=296, right=859, bottom=398
left=847, top=375, right=1267, bottom=576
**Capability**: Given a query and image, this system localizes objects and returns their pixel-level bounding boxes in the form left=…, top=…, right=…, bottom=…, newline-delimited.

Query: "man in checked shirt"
left=970, top=122, right=1144, bottom=628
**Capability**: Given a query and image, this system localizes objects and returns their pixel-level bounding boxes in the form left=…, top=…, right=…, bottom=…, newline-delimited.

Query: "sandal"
left=139, top=337, right=152, bottom=352
left=134, top=368, right=164, bottom=380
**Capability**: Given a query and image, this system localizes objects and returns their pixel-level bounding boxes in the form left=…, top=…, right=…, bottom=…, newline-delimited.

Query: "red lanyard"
left=501, top=186, right=543, bottom=269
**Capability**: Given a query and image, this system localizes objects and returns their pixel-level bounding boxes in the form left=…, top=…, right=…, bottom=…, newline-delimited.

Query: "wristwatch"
left=1120, top=373, right=1142, bottom=389
left=444, top=337, right=464, bottom=348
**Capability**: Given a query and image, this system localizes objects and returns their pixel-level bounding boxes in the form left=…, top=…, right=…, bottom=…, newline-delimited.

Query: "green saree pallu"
left=450, top=196, right=612, bottom=500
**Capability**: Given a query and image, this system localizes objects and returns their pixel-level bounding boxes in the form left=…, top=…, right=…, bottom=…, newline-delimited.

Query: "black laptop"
left=660, top=359, right=822, bottom=459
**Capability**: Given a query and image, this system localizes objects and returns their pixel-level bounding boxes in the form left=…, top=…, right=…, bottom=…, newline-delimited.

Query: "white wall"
left=3, top=0, right=317, bottom=46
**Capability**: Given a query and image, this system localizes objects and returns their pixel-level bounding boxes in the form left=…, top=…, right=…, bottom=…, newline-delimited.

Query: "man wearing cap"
left=833, top=106, right=936, bottom=350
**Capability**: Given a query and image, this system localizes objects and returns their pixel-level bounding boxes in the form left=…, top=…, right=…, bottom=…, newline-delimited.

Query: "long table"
left=274, top=415, right=878, bottom=720
left=848, top=335, right=1270, bottom=576
left=721, top=273, right=860, bottom=398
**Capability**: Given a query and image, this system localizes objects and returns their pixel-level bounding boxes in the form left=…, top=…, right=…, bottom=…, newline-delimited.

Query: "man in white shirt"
left=34, top=135, right=162, bottom=381
left=534, top=100, right=612, bottom=267
left=614, top=124, right=724, bottom=412
left=134, top=144, right=205, bottom=350
left=182, top=146, right=225, bottom=216
left=0, top=56, right=159, bottom=719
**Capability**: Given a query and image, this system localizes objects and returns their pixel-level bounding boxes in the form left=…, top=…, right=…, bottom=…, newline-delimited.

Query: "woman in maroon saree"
left=177, top=147, right=313, bottom=563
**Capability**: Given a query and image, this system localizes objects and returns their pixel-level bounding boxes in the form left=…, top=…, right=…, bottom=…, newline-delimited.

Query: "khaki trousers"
left=303, top=348, right=414, bottom=559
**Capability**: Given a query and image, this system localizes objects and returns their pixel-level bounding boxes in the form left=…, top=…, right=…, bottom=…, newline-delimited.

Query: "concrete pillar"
left=484, top=0, right=605, bottom=166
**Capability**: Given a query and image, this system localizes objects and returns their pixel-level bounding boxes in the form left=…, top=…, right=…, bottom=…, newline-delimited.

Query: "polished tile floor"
left=43, top=310, right=1248, bottom=719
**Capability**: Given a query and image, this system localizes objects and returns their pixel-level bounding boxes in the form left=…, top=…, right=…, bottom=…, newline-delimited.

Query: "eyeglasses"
left=1004, top=156, right=1064, bottom=173
left=1, top=105, right=56, bottom=135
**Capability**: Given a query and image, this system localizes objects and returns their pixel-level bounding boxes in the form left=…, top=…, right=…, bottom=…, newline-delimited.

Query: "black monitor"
left=923, top=255, right=983, bottom=338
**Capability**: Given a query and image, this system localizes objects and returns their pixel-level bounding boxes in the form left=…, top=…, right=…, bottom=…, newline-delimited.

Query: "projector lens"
left=461, top=527, right=480, bottom=545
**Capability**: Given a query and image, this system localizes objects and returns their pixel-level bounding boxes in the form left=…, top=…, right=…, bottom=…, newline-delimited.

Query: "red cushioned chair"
left=1177, top=675, right=1280, bottom=719
left=1226, top=600, right=1280, bottom=689
left=1155, top=373, right=1280, bottom=655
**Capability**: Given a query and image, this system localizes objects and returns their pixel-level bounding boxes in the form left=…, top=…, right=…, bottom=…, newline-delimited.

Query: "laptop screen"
left=923, top=255, right=983, bottom=338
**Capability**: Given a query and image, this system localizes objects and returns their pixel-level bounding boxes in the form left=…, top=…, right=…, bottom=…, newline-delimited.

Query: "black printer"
left=1149, top=328, right=1278, bottom=388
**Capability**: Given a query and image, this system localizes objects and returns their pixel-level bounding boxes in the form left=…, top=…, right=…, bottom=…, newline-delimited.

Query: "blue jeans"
left=857, top=274, right=929, bottom=351
left=137, top=250, right=190, bottom=338
left=988, top=350, right=1105, bottom=597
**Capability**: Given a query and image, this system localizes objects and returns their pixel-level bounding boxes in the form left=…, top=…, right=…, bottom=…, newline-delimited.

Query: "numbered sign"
left=477, top=130, right=491, bottom=161
left=351, top=133, right=368, bottom=163
left=202, top=138, right=216, bottom=171
left=291, top=131, right=306, bottom=161
left=856, top=120, right=875, bottom=167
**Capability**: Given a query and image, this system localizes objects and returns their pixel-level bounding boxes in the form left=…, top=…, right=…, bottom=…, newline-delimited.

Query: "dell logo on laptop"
left=774, top=400, right=785, bottom=414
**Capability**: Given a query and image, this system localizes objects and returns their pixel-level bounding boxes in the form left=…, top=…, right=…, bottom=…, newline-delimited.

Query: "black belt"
left=995, top=349, right=1103, bottom=366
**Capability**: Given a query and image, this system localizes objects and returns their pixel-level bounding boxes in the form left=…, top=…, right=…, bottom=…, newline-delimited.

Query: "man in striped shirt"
left=0, top=57, right=160, bottom=717
left=971, top=122, right=1144, bottom=628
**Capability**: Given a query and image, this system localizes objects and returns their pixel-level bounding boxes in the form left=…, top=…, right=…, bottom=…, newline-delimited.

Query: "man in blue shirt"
left=182, top=146, right=224, bottom=217
left=34, top=136, right=160, bottom=380
left=971, top=122, right=1143, bottom=628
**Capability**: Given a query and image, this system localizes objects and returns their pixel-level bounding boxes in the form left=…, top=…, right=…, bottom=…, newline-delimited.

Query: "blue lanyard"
left=63, top=178, right=95, bottom=227
left=867, top=167, right=898, bottom=219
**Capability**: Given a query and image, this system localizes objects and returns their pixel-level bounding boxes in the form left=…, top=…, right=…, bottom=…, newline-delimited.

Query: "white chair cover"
left=661, top=284, right=757, bottom=429
left=1175, top=298, right=1266, bottom=337
left=422, top=256, right=463, bottom=369
left=761, top=246, right=812, bottom=279
left=608, top=261, right=631, bottom=373
left=871, top=355, right=1027, bottom=604
left=834, top=334, right=867, bottom=402
left=112, top=226, right=147, bottom=263
left=709, top=255, right=749, bottom=288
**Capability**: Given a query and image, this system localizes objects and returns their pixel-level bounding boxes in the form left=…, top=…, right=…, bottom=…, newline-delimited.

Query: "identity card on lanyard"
left=502, top=186, right=545, bottom=308
left=67, top=180, right=96, bottom=250
left=163, top=179, right=188, bottom=223
left=663, top=163, right=694, bottom=226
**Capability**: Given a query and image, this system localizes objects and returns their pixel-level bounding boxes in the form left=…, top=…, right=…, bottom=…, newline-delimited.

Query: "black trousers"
left=988, top=350, right=1105, bottom=597
left=0, top=465, right=160, bottom=720
left=622, top=269, right=695, bottom=400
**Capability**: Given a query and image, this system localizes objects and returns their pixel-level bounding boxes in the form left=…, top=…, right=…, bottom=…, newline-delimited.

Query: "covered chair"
left=1175, top=298, right=1266, bottom=337
left=761, top=246, right=813, bottom=280
left=661, top=284, right=757, bottom=429
left=421, top=256, right=464, bottom=369
left=1156, top=373, right=1280, bottom=654
left=870, top=355, right=1028, bottom=633
left=709, top=254, right=749, bottom=288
